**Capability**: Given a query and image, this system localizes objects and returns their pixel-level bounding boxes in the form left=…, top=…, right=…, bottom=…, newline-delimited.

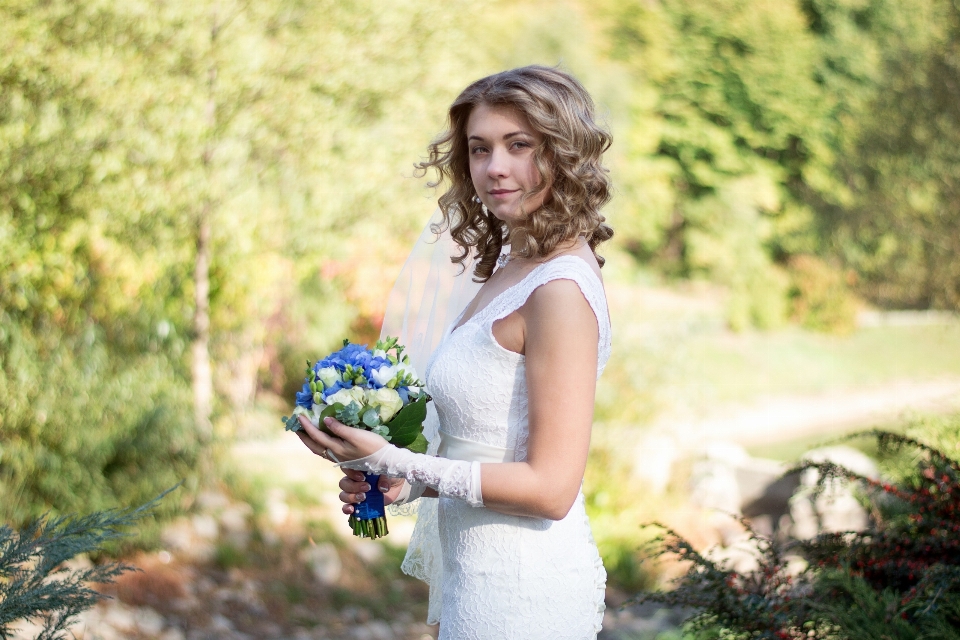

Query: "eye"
left=511, top=140, right=531, bottom=150
left=470, top=145, right=489, bottom=155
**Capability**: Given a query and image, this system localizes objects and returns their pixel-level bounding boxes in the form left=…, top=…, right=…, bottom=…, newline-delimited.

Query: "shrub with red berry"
left=632, top=428, right=960, bottom=639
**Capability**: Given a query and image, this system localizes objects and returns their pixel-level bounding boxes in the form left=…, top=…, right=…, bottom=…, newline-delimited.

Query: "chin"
left=490, top=206, right=523, bottom=225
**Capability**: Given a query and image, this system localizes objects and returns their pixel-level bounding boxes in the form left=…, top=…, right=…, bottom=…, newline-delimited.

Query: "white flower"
left=365, top=387, right=404, bottom=423
left=373, top=349, right=388, bottom=359
left=325, top=387, right=366, bottom=407
left=316, top=366, right=340, bottom=388
left=370, top=364, right=398, bottom=387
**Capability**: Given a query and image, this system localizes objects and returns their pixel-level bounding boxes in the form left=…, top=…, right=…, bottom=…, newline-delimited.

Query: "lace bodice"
left=403, top=255, right=609, bottom=638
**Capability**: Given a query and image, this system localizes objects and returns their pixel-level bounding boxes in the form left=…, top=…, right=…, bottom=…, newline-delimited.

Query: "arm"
left=477, top=278, right=598, bottom=519
left=300, top=278, right=599, bottom=520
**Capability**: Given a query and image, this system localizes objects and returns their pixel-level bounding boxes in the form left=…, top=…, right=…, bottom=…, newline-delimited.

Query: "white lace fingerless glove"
left=339, top=446, right=483, bottom=507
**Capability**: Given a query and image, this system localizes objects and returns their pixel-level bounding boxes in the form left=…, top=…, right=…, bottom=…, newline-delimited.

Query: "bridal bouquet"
left=283, top=336, right=429, bottom=539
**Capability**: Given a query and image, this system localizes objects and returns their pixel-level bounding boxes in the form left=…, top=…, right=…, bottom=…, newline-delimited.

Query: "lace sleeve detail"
left=339, top=446, right=483, bottom=507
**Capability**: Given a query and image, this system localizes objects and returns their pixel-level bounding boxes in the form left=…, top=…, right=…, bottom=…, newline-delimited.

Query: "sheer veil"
left=379, top=207, right=482, bottom=624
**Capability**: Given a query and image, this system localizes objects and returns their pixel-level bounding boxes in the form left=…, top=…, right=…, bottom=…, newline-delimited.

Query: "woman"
left=297, top=65, right=613, bottom=639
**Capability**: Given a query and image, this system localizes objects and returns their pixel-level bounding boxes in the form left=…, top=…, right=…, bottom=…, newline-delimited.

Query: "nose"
left=486, top=146, right=509, bottom=179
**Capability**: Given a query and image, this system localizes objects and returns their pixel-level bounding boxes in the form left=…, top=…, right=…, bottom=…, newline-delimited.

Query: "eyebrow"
left=467, top=131, right=534, bottom=142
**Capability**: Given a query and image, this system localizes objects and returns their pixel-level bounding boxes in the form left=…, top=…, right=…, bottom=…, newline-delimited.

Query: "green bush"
left=0, top=323, right=199, bottom=540
left=787, top=255, right=859, bottom=334
left=632, top=426, right=960, bottom=639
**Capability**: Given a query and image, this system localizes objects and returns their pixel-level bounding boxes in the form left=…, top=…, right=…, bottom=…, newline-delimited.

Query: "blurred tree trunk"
left=193, top=210, right=213, bottom=441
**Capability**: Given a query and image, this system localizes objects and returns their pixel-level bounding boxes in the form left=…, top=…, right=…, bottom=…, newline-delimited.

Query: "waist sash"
left=437, top=429, right=516, bottom=463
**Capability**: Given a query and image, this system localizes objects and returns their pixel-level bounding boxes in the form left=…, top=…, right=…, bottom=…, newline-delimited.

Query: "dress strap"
left=477, top=256, right=612, bottom=377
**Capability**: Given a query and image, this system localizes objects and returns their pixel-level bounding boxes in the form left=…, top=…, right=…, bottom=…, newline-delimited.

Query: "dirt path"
left=644, top=376, right=960, bottom=448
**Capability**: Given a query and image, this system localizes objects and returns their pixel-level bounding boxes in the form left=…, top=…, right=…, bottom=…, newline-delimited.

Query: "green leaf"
left=385, top=395, right=428, bottom=448
left=336, top=401, right=361, bottom=426
left=362, top=408, right=381, bottom=427
left=404, top=433, right=429, bottom=454
left=282, top=415, right=302, bottom=432
left=317, top=404, right=339, bottom=434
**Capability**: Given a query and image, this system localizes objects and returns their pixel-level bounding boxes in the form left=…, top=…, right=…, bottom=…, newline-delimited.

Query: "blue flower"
left=317, top=342, right=373, bottom=372
left=397, top=387, right=409, bottom=404
left=321, top=380, right=343, bottom=401
left=296, top=382, right=314, bottom=409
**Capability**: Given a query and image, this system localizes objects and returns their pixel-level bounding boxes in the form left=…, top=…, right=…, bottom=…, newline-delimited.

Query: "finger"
left=296, top=431, right=329, bottom=458
left=342, top=504, right=355, bottom=515
left=339, top=490, right=366, bottom=505
left=298, top=416, right=343, bottom=451
left=339, top=477, right=371, bottom=493
left=324, top=417, right=356, bottom=441
left=343, top=468, right=366, bottom=482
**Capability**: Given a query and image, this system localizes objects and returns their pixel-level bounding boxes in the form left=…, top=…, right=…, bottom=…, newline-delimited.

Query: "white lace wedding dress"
left=410, top=255, right=611, bottom=640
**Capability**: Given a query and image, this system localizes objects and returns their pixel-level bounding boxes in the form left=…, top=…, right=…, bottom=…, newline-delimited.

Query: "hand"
left=296, top=415, right=390, bottom=463
left=338, top=469, right=406, bottom=515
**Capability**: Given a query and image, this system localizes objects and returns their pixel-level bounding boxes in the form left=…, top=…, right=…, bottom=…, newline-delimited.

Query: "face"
left=466, top=103, right=550, bottom=229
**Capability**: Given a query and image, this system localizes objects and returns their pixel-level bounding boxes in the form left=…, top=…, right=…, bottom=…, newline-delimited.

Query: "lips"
left=489, top=189, right=519, bottom=196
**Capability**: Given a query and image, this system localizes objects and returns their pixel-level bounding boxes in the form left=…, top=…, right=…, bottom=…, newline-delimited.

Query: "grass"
left=595, top=266, right=960, bottom=425
left=679, top=323, right=960, bottom=404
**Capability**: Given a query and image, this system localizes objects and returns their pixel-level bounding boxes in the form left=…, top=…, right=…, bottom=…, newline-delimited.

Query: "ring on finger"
left=325, top=449, right=340, bottom=463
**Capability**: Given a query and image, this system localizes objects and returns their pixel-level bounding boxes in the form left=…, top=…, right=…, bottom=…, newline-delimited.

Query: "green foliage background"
left=2, top=0, right=958, bottom=525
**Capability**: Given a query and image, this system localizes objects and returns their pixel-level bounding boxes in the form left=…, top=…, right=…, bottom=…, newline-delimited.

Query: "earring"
left=473, top=195, right=488, bottom=215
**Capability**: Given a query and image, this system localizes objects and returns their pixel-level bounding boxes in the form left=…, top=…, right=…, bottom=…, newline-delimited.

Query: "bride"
left=296, top=65, right=614, bottom=639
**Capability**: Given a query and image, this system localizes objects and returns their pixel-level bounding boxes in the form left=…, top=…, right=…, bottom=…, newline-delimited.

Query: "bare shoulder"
left=522, top=276, right=599, bottom=336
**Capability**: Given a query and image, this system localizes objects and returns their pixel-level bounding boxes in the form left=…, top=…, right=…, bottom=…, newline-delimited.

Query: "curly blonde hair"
left=416, top=65, right=614, bottom=282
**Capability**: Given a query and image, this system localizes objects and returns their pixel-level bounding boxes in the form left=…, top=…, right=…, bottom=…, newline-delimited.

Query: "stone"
left=300, top=542, right=342, bottom=585
left=134, top=606, right=166, bottom=636
left=632, top=434, right=678, bottom=495
left=191, top=514, right=219, bottom=540
left=209, top=614, right=234, bottom=633
left=789, top=445, right=878, bottom=538
left=266, top=488, right=290, bottom=526
left=689, top=458, right=741, bottom=514
left=351, top=621, right=392, bottom=640
left=350, top=539, right=384, bottom=564
left=196, top=490, right=230, bottom=512
left=161, top=517, right=215, bottom=562
left=103, top=601, right=137, bottom=632
left=704, top=535, right=761, bottom=574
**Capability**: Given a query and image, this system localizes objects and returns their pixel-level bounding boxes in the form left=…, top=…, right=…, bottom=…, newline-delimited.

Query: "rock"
left=134, top=606, right=166, bottom=636
left=789, top=445, right=878, bottom=539
left=704, top=534, right=761, bottom=574
left=689, top=458, right=741, bottom=514
left=632, top=434, right=678, bottom=495
left=161, top=518, right=215, bottom=562
left=350, top=539, right=384, bottom=564
left=196, top=490, right=230, bottom=512
left=803, top=445, right=879, bottom=479
left=209, top=614, right=234, bottom=633
left=300, top=542, right=342, bottom=585
left=9, top=619, right=45, bottom=640
left=351, top=621, right=393, bottom=640
left=191, top=514, right=218, bottom=540
left=220, top=502, right=253, bottom=548
left=103, top=601, right=137, bottom=632
left=266, top=488, right=290, bottom=526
